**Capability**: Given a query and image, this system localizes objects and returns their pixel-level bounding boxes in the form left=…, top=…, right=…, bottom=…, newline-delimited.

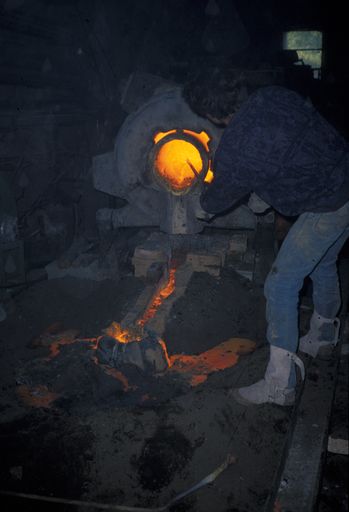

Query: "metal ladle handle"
left=186, top=159, right=207, bottom=189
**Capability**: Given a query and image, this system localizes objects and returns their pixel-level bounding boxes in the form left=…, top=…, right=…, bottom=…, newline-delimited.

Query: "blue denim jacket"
left=201, top=86, right=349, bottom=216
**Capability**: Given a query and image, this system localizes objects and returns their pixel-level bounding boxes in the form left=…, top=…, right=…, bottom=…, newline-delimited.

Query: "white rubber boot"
left=299, top=312, right=340, bottom=358
left=232, top=345, right=305, bottom=406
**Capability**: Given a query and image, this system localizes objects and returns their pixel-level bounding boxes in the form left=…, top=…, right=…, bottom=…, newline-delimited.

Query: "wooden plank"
left=265, top=347, right=341, bottom=512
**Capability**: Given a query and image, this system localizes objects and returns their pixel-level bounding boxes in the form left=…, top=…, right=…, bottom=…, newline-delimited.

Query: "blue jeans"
left=264, top=200, right=349, bottom=355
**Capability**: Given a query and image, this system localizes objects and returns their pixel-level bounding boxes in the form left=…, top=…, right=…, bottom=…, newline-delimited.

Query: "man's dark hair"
left=182, top=67, right=248, bottom=119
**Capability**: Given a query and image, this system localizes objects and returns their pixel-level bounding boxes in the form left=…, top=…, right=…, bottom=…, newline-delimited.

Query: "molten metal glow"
left=30, top=327, right=96, bottom=360
left=158, top=338, right=172, bottom=369
left=183, top=130, right=210, bottom=151
left=103, top=366, right=133, bottom=391
left=104, top=322, right=139, bottom=343
left=155, top=139, right=203, bottom=191
left=169, top=338, right=256, bottom=386
left=101, top=271, right=256, bottom=390
left=104, top=266, right=176, bottom=344
left=153, top=130, right=177, bottom=144
left=153, top=129, right=213, bottom=191
left=138, top=267, right=176, bottom=327
left=90, top=353, right=134, bottom=391
left=204, top=168, right=214, bottom=183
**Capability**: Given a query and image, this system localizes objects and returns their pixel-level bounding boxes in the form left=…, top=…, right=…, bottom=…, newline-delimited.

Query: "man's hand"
left=247, top=192, right=270, bottom=214
left=197, top=210, right=215, bottom=222
left=191, top=191, right=215, bottom=222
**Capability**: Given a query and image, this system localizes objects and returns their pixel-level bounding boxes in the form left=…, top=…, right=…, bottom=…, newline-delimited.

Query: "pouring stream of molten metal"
left=104, top=265, right=256, bottom=386
left=137, top=267, right=176, bottom=328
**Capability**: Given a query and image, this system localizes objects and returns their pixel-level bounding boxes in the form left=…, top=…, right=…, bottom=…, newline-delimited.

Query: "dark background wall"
left=0, top=0, right=347, bottom=269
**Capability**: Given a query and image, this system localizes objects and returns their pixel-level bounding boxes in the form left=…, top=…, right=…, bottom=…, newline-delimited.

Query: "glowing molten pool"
left=155, top=139, right=203, bottom=191
left=153, top=130, right=213, bottom=192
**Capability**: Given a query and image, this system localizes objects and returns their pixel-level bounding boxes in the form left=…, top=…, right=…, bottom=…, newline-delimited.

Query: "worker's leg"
left=233, top=200, right=349, bottom=406
left=264, top=201, right=349, bottom=353
left=299, top=226, right=349, bottom=357
left=310, top=226, right=349, bottom=318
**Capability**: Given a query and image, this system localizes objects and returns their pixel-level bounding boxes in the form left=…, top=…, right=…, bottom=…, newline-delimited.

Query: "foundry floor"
left=0, top=231, right=347, bottom=512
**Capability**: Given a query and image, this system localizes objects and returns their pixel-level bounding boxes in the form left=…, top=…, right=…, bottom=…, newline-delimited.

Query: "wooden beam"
left=264, top=347, right=341, bottom=512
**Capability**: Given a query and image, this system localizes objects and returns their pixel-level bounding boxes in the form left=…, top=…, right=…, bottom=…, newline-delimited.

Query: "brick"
left=228, top=234, right=248, bottom=254
left=186, top=251, right=223, bottom=267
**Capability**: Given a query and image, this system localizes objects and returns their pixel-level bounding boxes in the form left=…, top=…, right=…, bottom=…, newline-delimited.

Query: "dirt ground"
left=0, top=234, right=297, bottom=512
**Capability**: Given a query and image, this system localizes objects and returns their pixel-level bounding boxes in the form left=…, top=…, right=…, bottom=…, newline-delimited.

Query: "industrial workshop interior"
left=0, top=1, right=348, bottom=511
